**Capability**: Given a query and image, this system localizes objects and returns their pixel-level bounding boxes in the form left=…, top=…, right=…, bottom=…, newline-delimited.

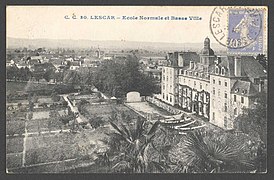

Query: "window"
left=234, top=108, right=237, bottom=115
left=212, top=112, right=215, bottom=121
left=184, top=78, right=186, bottom=83
left=215, top=66, right=219, bottom=74
left=200, top=83, right=202, bottom=89
left=224, top=103, right=227, bottom=112
left=218, top=89, right=220, bottom=96
left=221, top=68, right=225, bottom=75
left=163, top=84, right=165, bottom=90
left=213, top=79, right=215, bottom=84
left=224, top=116, right=227, bottom=128
left=241, top=97, right=244, bottom=103
left=170, top=96, right=172, bottom=102
left=194, top=81, right=196, bottom=86
left=213, top=88, right=215, bottom=95
left=166, top=76, right=168, bottom=81
left=224, top=93, right=227, bottom=98
left=225, top=81, right=227, bottom=87
left=163, top=93, right=165, bottom=99
left=219, top=80, right=221, bottom=85
left=234, top=95, right=237, bottom=102
left=163, top=75, right=165, bottom=81
left=166, top=95, right=168, bottom=101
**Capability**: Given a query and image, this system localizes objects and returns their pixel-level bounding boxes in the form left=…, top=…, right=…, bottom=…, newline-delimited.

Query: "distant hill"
left=7, top=37, right=226, bottom=52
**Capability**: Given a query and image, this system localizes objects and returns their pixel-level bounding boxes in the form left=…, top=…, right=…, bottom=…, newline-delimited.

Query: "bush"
left=89, top=116, right=105, bottom=129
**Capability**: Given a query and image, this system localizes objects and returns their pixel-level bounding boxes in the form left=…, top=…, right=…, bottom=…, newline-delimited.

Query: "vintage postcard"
left=6, top=6, right=267, bottom=173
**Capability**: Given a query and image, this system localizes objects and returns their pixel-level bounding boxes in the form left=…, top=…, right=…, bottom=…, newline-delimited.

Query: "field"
left=6, top=81, right=27, bottom=94
left=7, top=137, right=24, bottom=154
left=6, top=90, right=143, bottom=173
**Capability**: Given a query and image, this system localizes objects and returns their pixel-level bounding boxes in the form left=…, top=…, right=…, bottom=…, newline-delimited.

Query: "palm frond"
left=147, top=120, right=160, bottom=136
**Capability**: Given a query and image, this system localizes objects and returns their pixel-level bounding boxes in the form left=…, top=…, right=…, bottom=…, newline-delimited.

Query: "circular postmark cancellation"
left=210, top=6, right=263, bottom=49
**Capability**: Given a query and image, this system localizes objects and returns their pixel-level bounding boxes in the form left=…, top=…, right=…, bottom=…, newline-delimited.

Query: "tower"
left=200, top=37, right=215, bottom=66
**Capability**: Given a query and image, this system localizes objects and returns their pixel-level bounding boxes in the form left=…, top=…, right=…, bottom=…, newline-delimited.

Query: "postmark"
left=210, top=6, right=266, bottom=55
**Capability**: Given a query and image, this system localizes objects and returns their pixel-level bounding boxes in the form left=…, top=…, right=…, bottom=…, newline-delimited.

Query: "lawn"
left=32, top=111, right=50, bottom=120
left=6, top=120, right=25, bottom=136
left=24, top=129, right=108, bottom=166
left=26, top=118, right=63, bottom=133
left=6, top=136, right=24, bottom=154
left=6, top=153, right=23, bottom=169
left=6, top=81, right=27, bottom=94
left=84, top=104, right=139, bottom=120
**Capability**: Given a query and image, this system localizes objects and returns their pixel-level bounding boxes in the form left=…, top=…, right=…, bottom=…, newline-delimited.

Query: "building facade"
left=161, top=37, right=267, bottom=129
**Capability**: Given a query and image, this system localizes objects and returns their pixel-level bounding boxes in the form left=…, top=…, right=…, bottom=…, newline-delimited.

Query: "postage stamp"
left=210, top=6, right=267, bottom=55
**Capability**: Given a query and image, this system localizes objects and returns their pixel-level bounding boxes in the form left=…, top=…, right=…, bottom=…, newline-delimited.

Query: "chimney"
left=234, top=56, right=242, bottom=77
left=190, top=61, right=194, bottom=69
left=178, top=53, right=184, bottom=67
left=259, top=80, right=264, bottom=92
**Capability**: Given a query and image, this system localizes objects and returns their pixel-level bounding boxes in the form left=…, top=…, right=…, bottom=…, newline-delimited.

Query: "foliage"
left=105, top=117, right=163, bottom=173
left=93, top=55, right=159, bottom=98
left=7, top=66, right=32, bottom=81
left=43, top=69, right=56, bottom=82
left=256, top=54, right=267, bottom=69
left=234, top=92, right=267, bottom=144
left=169, top=130, right=255, bottom=173
left=51, top=91, right=61, bottom=102
left=87, top=115, right=104, bottom=129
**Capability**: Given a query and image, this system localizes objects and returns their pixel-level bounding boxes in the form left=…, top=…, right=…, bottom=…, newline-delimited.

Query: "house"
left=70, top=61, right=82, bottom=70
left=161, top=37, right=267, bottom=130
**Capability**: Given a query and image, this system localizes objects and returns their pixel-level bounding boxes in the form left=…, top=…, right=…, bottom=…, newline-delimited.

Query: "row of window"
left=163, top=68, right=174, bottom=75
left=212, top=78, right=228, bottom=87
left=162, top=84, right=173, bottom=91
left=181, top=78, right=209, bottom=90
left=215, top=66, right=226, bottom=76
left=212, top=112, right=236, bottom=128
left=162, top=93, right=173, bottom=103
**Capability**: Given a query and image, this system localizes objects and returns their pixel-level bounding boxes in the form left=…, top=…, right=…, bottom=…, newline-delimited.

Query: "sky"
left=7, top=6, right=219, bottom=43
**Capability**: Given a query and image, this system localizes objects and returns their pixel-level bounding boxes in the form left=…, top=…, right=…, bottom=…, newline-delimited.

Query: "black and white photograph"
left=5, top=6, right=268, bottom=173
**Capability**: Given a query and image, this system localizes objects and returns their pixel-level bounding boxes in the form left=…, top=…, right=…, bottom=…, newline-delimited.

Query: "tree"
left=88, top=115, right=104, bottom=129
left=234, top=92, right=267, bottom=144
left=106, top=117, right=163, bottom=173
left=233, top=92, right=267, bottom=172
left=43, top=69, right=55, bottom=82
left=169, top=130, right=255, bottom=173
left=256, top=54, right=267, bottom=69
left=93, top=55, right=159, bottom=98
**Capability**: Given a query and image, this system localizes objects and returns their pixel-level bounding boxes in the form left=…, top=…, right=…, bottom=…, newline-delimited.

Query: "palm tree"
left=170, top=130, right=255, bottom=173
left=107, top=117, right=163, bottom=173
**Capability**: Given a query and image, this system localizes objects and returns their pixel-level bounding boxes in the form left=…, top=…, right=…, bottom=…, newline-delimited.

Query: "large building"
left=161, top=38, right=267, bottom=129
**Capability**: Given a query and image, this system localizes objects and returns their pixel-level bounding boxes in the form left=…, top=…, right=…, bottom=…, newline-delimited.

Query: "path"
left=61, top=94, right=84, bottom=123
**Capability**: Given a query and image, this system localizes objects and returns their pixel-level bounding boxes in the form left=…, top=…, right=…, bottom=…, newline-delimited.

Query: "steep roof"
left=241, top=56, right=267, bottom=78
left=181, top=52, right=200, bottom=66
left=212, top=56, right=266, bottom=78
left=230, top=80, right=258, bottom=96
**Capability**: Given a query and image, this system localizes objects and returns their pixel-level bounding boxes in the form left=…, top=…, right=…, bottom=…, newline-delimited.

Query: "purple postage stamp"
left=210, top=7, right=267, bottom=55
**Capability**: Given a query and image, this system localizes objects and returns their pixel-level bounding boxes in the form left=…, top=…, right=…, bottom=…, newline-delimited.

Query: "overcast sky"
left=7, top=6, right=219, bottom=43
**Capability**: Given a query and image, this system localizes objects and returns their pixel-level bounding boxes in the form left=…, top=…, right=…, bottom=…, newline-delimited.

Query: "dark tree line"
left=93, top=55, right=160, bottom=98
left=6, top=66, right=32, bottom=81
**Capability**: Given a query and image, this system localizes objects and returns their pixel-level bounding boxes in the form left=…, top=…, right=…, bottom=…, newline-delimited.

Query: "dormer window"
left=242, top=89, right=247, bottom=94
left=221, top=67, right=226, bottom=76
left=215, top=66, right=219, bottom=74
left=234, top=88, right=239, bottom=93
